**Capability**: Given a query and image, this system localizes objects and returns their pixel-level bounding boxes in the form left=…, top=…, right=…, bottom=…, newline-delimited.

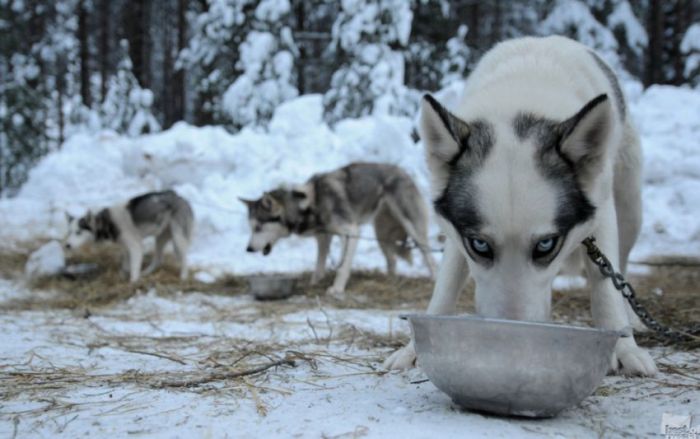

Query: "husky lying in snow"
left=384, top=36, right=657, bottom=376
left=241, top=162, right=437, bottom=297
left=65, top=190, right=194, bottom=282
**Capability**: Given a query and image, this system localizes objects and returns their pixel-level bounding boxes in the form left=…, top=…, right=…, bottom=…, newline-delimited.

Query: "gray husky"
left=241, top=162, right=437, bottom=297
left=65, top=190, right=194, bottom=282
left=384, top=36, right=657, bottom=376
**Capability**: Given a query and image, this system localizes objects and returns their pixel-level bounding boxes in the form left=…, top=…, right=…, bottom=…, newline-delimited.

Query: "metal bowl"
left=408, top=314, right=620, bottom=417
left=247, top=275, right=299, bottom=300
left=61, top=263, right=101, bottom=281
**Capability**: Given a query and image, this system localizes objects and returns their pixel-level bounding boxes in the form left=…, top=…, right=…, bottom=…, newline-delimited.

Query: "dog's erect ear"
left=78, top=211, right=93, bottom=231
left=291, top=184, right=313, bottom=210
left=557, top=94, right=612, bottom=171
left=420, top=94, right=470, bottom=163
left=238, top=197, right=256, bottom=209
left=261, top=193, right=273, bottom=210
left=261, top=193, right=282, bottom=215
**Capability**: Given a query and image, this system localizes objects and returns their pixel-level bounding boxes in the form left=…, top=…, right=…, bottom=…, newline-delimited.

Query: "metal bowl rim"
left=405, top=313, right=623, bottom=338
left=245, top=274, right=300, bottom=281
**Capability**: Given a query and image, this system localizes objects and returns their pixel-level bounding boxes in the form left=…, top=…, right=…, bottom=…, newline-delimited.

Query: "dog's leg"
left=120, top=248, right=130, bottom=277
left=384, top=249, right=397, bottom=277
left=615, top=122, right=646, bottom=331
left=143, top=231, right=170, bottom=276
left=383, top=239, right=469, bottom=370
left=326, top=227, right=359, bottom=298
left=125, top=239, right=143, bottom=283
left=384, top=199, right=437, bottom=279
left=311, top=234, right=331, bottom=285
left=587, top=201, right=657, bottom=376
left=171, top=224, right=189, bottom=280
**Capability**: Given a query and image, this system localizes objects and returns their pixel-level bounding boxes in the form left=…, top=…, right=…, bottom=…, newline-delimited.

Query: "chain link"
left=581, top=237, right=700, bottom=344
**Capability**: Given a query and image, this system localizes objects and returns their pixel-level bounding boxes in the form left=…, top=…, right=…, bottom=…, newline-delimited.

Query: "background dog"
left=65, top=190, right=194, bottom=282
left=241, top=162, right=437, bottom=297
left=384, top=36, right=657, bottom=376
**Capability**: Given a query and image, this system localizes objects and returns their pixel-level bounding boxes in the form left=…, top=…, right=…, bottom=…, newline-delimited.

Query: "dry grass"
left=0, top=244, right=247, bottom=311
left=0, top=244, right=697, bottom=349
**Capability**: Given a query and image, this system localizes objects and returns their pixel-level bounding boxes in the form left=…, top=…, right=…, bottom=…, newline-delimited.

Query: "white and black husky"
left=385, top=36, right=656, bottom=376
left=241, top=162, right=437, bottom=297
left=65, top=190, right=194, bottom=282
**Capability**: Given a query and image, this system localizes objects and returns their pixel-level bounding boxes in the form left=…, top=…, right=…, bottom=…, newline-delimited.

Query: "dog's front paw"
left=383, top=341, right=416, bottom=370
left=326, top=285, right=346, bottom=299
left=611, top=338, right=657, bottom=376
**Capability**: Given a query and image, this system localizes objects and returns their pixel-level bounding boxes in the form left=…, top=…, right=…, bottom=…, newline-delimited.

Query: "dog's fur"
left=241, top=162, right=437, bottom=296
left=384, top=36, right=657, bottom=376
left=65, top=190, right=194, bottom=282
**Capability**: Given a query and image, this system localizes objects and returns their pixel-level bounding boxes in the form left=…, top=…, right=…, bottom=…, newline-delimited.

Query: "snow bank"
left=0, top=94, right=432, bottom=277
left=1, top=85, right=698, bottom=277
left=24, top=240, right=65, bottom=279
left=630, top=85, right=700, bottom=259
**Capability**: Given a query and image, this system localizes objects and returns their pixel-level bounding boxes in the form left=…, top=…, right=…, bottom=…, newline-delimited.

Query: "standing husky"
left=384, top=36, right=657, bottom=376
left=65, top=190, right=194, bottom=282
left=241, top=162, right=437, bottom=297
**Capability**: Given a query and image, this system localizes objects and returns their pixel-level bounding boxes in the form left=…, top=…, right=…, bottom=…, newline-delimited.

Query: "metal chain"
left=581, top=237, right=700, bottom=344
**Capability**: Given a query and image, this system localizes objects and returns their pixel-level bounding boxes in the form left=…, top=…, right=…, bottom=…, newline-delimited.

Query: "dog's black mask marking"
left=78, top=217, right=92, bottom=232
left=513, top=112, right=596, bottom=235
left=433, top=120, right=495, bottom=234
left=94, top=209, right=120, bottom=241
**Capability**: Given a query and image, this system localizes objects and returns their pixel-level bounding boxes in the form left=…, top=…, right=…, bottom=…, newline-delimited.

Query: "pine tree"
left=178, top=0, right=256, bottom=126
left=681, top=23, right=700, bottom=87
left=323, top=0, right=416, bottom=124
left=605, top=0, right=648, bottom=77
left=100, top=40, right=160, bottom=136
left=0, top=0, right=78, bottom=192
left=440, top=24, right=471, bottom=88
left=221, top=0, right=299, bottom=128
left=539, top=0, right=625, bottom=74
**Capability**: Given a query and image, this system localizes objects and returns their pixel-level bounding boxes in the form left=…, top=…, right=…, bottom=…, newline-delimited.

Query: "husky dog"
left=384, top=36, right=657, bottom=376
left=65, top=190, right=194, bottom=282
left=241, top=162, right=437, bottom=296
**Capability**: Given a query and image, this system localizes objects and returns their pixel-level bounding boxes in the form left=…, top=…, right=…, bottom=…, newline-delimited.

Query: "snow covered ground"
left=1, top=282, right=698, bottom=438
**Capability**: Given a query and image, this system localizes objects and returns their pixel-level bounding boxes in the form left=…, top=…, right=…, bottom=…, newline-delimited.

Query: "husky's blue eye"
left=536, top=238, right=554, bottom=252
left=532, top=236, right=560, bottom=261
left=468, top=237, right=493, bottom=259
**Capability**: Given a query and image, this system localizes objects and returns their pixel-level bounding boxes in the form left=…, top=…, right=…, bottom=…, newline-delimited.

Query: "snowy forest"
left=1, top=0, right=699, bottom=193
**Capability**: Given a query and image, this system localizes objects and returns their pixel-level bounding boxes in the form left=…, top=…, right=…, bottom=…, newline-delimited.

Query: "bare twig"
left=118, top=347, right=188, bottom=365
left=156, top=356, right=296, bottom=389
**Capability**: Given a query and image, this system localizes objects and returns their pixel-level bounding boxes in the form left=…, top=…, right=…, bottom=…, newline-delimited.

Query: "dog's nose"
left=65, top=243, right=72, bottom=250
left=246, top=246, right=254, bottom=253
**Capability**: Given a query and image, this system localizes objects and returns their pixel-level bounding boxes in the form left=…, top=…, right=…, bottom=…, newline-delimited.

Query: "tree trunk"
left=78, top=0, right=91, bottom=107
left=172, top=0, right=187, bottom=123
left=57, top=65, right=65, bottom=146
left=673, top=0, right=691, bottom=84
left=492, top=0, right=502, bottom=45
left=469, top=2, right=480, bottom=45
left=99, top=0, right=110, bottom=102
left=295, top=0, right=306, bottom=95
left=645, top=0, right=664, bottom=86
left=163, top=23, right=174, bottom=128
left=124, top=0, right=151, bottom=89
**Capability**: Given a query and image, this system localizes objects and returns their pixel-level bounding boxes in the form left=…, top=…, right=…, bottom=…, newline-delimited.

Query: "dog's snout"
left=246, top=246, right=254, bottom=253
left=65, top=243, right=72, bottom=250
